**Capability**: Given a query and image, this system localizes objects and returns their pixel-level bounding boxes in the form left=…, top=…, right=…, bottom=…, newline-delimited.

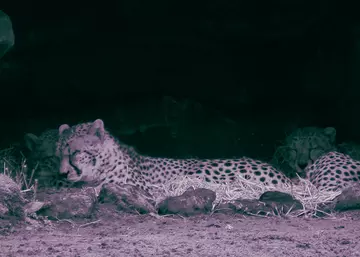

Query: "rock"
left=0, top=10, right=15, bottom=59
left=98, top=184, right=157, bottom=214
left=329, top=184, right=360, bottom=212
left=215, top=191, right=303, bottom=217
left=216, top=199, right=271, bottom=216
left=24, top=201, right=46, bottom=215
left=0, top=174, right=25, bottom=219
left=158, top=187, right=216, bottom=216
left=259, top=191, right=303, bottom=215
left=36, top=187, right=96, bottom=219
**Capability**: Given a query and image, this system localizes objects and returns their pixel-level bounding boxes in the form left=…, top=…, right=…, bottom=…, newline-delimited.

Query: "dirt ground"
left=1, top=208, right=360, bottom=257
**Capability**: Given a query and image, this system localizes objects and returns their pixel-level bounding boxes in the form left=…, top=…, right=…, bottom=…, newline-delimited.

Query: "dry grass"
left=151, top=174, right=342, bottom=218
left=0, top=146, right=342, bottom=218
left=0, top=146, right=36, bottom=190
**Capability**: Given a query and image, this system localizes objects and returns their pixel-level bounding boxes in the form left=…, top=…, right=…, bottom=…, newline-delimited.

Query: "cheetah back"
left=305, top=151, right=360, bottom=191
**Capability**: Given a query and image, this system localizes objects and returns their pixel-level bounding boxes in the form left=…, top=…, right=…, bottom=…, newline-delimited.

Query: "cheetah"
left=272, top=126, right=337, bottom=179
left=24, top=129, right=59, bottom=160
left=56, top=119, right=293, bottom=194
left=24, top=129, right=72, bottom=188
left=305, top=151, right=360, bottom=191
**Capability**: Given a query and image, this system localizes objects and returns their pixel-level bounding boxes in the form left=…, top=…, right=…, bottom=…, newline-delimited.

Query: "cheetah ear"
left=89, top=119, right=105, bottom=143
left=323, top=127, right=336, bottom=143
left=24, top=133, right=40, bottom=151
left=58, top=124, right=71, bottom=136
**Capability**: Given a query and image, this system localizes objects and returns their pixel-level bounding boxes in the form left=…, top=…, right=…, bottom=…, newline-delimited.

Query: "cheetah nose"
left=298, top=163, right=308, bottom=170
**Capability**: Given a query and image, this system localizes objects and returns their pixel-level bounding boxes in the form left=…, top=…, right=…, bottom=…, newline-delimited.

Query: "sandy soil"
left=1, top=209, right=360, bottom=257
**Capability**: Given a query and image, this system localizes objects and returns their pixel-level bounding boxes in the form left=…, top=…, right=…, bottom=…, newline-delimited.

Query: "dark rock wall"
left=0, top=0, right=358, bottom=158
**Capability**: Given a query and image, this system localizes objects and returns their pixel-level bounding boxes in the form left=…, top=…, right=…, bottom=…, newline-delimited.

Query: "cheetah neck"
left=95, top=134, right=143, bottom=186
left=97, top=133, right=202, bottom=188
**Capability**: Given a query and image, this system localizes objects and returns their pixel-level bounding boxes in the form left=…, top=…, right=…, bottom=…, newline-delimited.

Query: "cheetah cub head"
left=273, top=126, right=336, bottom=178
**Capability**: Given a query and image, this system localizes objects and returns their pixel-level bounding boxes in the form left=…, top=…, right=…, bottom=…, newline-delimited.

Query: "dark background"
left=0, top=0, right=359, bottom=160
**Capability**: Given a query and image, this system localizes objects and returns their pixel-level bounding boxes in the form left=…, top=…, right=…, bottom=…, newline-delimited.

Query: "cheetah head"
left=274, top=127, right=336, bottom=178
left=56, top=119, right=107, bottom=184
left=24, top=129, right=58, bottom=160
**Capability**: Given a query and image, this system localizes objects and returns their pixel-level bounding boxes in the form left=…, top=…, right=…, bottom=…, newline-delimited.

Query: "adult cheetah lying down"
left=272, top=127, right=337, bottom=179
left=272, top=126, right=360, bottom=191
left=55, top=119, right=293, bottom=194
